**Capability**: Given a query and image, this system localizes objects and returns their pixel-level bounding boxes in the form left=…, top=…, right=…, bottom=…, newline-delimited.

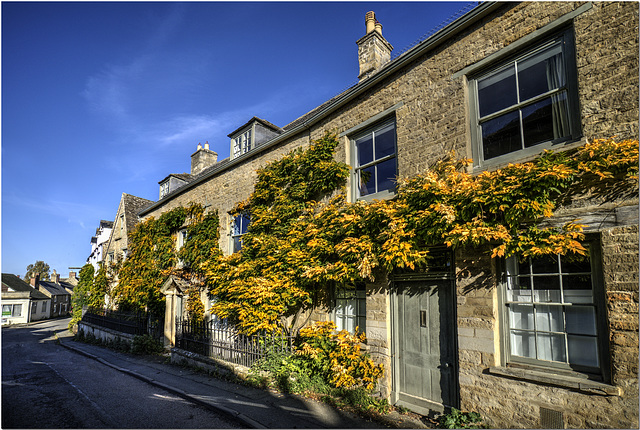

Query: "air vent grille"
left=540, top=407, right=564, bottom=429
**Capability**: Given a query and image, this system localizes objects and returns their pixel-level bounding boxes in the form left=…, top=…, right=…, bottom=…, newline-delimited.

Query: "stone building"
left=87, top=220, right=113, bottom=272
left=137, top=3, right=638, bottom=428
left=103, top=193, right=154, bottom=265
left=2, top=273, right=51, bottom=324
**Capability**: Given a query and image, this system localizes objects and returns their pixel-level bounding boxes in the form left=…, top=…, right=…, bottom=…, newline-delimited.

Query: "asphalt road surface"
left=2, top=318, right=243, bottom=429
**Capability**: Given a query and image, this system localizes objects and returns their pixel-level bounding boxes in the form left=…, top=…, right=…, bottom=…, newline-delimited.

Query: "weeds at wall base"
left=73, top=329, right=163, bottom=355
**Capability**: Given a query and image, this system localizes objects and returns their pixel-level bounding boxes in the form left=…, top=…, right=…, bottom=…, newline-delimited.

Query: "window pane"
left=561, top=251, right=591, bottom=273
left=507, top=276, right=532, bottom=302
left=537, top=332, right=566, bottom=362
left=522, top=93, right=570, bottom=148
left=233, top=236, right=242, bottom=253
left=478, top=66, right=517, bottom=117
left=568, top=335, right=599, bottom=367
left=12, top=304, right=22, bottom=317
left=375, top=124, right=395, bottom=159
left=565, top=306, right=597, bottom=336
left=481, top=110, right=521, bottom=160
left=517, top=42, right=564, bottom=102
left=535, top=305, right=564, bottom=332
left=509, top=304, right=534, bottom=330
left=356, top=134, right=374, bottom=166
left=241, top=214, right=250, bottom=234
left=358, top=166, right=375, bottom=196
left=533, top=276, right=561, bottom=302
left=562, top=275, right=593, bottom=304
left=511, top=330, right=536, bottom=358
left=531, top=254, right=558, bottom=274
left=376, top=157, right=397, bottom=193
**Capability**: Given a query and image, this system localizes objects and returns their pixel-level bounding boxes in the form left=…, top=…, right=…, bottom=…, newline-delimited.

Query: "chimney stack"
left=356, top=11, right=393, bottom=81
left=52, top=270, right=60, bottom=284
left=191, top=141, right=218, bottom=176
left=30, top=273, right=40, bottom=288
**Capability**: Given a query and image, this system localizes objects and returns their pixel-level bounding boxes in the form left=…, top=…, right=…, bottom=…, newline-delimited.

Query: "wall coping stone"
left=488, top=366, right=622, bottom=396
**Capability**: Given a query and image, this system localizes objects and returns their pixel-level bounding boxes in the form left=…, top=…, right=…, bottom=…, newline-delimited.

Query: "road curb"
left=59, top=340, right=264, bottom=429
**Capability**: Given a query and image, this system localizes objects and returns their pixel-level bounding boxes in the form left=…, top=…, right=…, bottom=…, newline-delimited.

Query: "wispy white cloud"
left=82, top=55, right=152, bottom=121
left=3, top=194, right=106, bottom=230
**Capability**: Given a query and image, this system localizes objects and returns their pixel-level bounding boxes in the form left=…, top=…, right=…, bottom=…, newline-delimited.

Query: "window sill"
left=357, top=190, right=396, bottom=203
left=487, top=366, right=621, bottom=396
left=472, top=138, right=586, bottom=174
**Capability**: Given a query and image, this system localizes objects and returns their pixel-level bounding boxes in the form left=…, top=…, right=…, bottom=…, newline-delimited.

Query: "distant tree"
left=25, top=260, right=51, bottom=283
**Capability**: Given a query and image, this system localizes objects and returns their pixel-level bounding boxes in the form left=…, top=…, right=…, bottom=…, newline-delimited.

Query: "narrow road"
left=2, top=318, right=243, bottom=429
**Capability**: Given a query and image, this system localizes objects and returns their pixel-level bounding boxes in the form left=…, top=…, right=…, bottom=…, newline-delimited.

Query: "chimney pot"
left=365, top=11, right=376, bottom=34
left=197, top=142, right=203, bottom=151
left=357, top=11, right=393, bottom=81
left=204, top=141, right=210, bottom=151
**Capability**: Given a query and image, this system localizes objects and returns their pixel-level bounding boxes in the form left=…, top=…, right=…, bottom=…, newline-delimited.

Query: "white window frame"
left=232, top=129, right=253, bottom=159
left=230, top=213, right=250, bottom=253
left=469, top=27, right=581, bottom=170
left=500, top=240, right=609, bottom=381
left=333, top=283, right=366, bottom=334
left=350, top=118, right=397, bottom=202
left=159, top=181, right=169, bottom=199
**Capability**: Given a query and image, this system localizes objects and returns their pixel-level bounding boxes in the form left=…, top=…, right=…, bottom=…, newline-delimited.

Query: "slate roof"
left=158, top=173, right=193, bottom=185
left=38, top=281, right=71, bottom=297
left=1, top=274, right=50, bottom=299
left=100, top=220, right=114, bottom=229
left=122, top=193, right=154, bottom=234
left=59, top=280, right=76, bottom=292
left=227, top=117, right=284, bottom=138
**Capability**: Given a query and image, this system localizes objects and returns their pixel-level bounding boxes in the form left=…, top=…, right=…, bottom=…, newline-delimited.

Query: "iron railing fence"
left=82, top=308, right=164, bottom=341
left=176, top=318, right=294, bottom=367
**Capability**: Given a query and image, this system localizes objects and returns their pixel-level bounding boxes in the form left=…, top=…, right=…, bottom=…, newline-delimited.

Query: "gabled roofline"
left=227, top=117, right=283, bottom=138
left=139, top=1, right=502, bottom=217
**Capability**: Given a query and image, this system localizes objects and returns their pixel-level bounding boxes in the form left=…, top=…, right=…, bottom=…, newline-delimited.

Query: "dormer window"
left=229, top=117, right=283, bottom=160
left=232, top=129, right=253, bottom=159
left=160, top=180, right=169, bottom=199
left=158, top=174, right=191, bottom=200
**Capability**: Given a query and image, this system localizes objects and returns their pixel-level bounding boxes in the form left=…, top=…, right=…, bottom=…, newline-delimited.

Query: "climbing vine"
left=112, top=203, right=221, bottom=316
left=203, top=135, right=637, bottom=334
left=203, top=132, right=351, bottom=336
left=112, top=132, right=637, bottom=335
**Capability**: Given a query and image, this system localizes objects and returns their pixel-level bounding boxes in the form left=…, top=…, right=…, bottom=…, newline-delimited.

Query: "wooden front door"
left=392, top=277, right=458, bottom=413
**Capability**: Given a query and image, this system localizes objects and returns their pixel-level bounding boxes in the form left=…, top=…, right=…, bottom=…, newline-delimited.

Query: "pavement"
left=56, top=329, right=432, bottom=429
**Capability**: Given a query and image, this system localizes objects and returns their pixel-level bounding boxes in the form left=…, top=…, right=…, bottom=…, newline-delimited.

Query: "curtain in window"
left=546, top=54, right=569, bottom=139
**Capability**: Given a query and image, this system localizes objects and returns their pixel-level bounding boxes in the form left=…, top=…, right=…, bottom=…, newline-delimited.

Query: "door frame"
left=389, top=252, right=459, bottom=414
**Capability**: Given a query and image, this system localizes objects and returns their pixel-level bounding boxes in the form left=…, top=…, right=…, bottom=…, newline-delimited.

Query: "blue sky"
left=2, top=1, right=474, bottom=278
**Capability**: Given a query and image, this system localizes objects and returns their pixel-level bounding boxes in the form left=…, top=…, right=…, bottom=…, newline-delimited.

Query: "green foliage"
left=131, top=334, right=164, bottom=355
left=113, top=203, right=221, bottom=315
left=204, top=132, right=350, bottom=335
left=25, top=260, right=51, bottom=283
left=113, top=206, right=188, bottom=314
left=331, top=387, right=391, bottom=414
left=69, top=263, right=95, bottom=330
left=186, top=287, right=205, bottom=323
left=249, top=321, right=384, bottom=399
left=178, top=204, right=222, bottom=275
left=438, top=408, right=488, bottom=429
left=91, top=263, right=111, bottom=309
